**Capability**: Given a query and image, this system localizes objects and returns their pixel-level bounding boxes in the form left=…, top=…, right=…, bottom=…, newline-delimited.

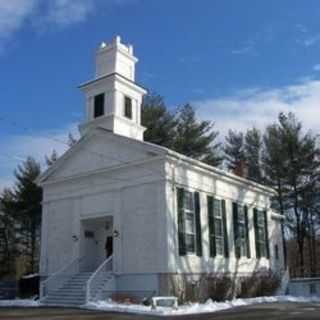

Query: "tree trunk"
left=310, top=213, right=317, bottom=276
left=30, top=219, right=36, bottom=273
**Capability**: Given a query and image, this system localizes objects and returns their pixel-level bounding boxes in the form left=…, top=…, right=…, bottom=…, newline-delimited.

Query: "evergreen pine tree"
left=224, top=130, right=245, bottom=171
left=142, top=93, right=177, bottom=149
left=263, top=112, right=320, bottom=275
left=245, top=128, right=262, bottom=182
left=173, top=104, right=222, bottom=167
left=45, top=149, right=58, bottom=167
left=0, top=189, right=17, bottom=276
left=68, top=133, right=78, bottom=147
left=3, top=157, right=42, bottom=273
left=263, top=124, right=288, bottom=215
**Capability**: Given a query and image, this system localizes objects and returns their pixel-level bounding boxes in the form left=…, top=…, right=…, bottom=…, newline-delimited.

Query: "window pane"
left=239, top=224, right=246, bottom=238
left=258, top=227, right=265, bottom=240
left=214, top=201, right=221, bottom=217
left=259, top=243, right=266, bottom=258
left=214, top=219, right=223, bottom=237
left=124, top=96, right=133, bottom=119
left=94, top=93, right=105, bottom=118
left=238, top=206, right=245, bottom=222
left=257, top=212, right=264, bottom=225
left=216, top=237, right=224, bottom=255
left=186, top=234, right=195, bottom=253
left=184, top=191, right=194, bottom=211
left=185, top=216, right=195, bottom=234
left=240, top=239, right=247, bottom=256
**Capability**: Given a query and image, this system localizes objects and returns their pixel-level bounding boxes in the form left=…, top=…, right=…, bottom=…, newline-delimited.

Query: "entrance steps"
left=42, top=272, right=115, bottom=306
left=41, top=256, right=114, bottom=307
left=43, top=272, right=92, bottom=306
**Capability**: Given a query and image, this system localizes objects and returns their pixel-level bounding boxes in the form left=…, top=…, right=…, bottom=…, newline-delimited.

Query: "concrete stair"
left=43, top=272, right=92, bottom=306
left=42, top=271, right=115, bottom=306
left=92, top=272, right=115, bottom=300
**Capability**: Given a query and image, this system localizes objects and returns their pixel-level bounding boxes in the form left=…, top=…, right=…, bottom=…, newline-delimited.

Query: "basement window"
left=94, top=93, right=105, bottom=118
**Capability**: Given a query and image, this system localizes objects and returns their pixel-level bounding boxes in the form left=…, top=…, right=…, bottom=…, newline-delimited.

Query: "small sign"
left=151, top=296, right=178, bottom=310
left=84, top=230, right=94, bottom=238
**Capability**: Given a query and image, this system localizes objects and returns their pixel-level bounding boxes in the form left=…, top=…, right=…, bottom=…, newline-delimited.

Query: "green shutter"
left=221, top=200, right=229, bottom=258
left=264, top=210, right=270, bottom=259
left=254, top=208, right=260, bottom=259
left=194, top=192, right=202, bottom=257
left=244, top=206, right=251, bottom=258
left=207, top=196, right=216, bottom=257
left=177, top=188, right=186, bottom=256
left=233, top=202, right=240, bottom=259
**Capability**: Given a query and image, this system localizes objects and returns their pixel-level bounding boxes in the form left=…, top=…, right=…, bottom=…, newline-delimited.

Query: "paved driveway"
left=0, top=302, right=320, bottom=319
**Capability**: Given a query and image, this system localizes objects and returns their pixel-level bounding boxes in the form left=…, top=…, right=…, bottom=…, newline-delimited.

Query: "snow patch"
left=0, top=299, right=40, bottom=307
left=21, top=273, right=39, bottom=279
left=85, top=295, right=320, bottom=316
left=1, top=296, right=319, bottom=315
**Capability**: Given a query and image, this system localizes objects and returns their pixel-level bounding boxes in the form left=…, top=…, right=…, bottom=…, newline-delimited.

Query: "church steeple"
left=78, top=36, right=147, bottom=141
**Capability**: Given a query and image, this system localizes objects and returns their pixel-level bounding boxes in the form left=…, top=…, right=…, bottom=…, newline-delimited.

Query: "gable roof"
left=37, top=127, right=166, bottom=185
left=38, top=127, right=275, bottom=196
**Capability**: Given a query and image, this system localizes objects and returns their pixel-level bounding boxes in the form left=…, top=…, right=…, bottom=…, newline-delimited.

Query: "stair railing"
left=40, top=256, right=84, bottom=300
left=86, top=255, right=113, bottom=303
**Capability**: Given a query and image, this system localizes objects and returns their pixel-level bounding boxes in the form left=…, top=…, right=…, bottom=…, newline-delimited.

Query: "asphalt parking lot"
left=0, top=302, right=320, bottom=319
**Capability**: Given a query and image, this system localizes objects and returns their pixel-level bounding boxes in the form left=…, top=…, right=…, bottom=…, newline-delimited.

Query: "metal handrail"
left=40, top=256, right=83, bottom=300
left=86, top=255, right=113, bottom=303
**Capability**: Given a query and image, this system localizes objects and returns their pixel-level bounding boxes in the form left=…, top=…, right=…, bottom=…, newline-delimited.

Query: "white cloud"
left=298, top=34, right=320, bottom=47
left=0, top=0, right=37, bottom=39
left=231, top=46, right=256, bottom=55
left=0, top=0, right=138, bottom=49
left=313, top=64, right=320, bottom=72
left=0, top=123, right=79, bottom=192
left=193, top=79, right=320, bottom=138
left=296, top=24, right=308, bottom=34
left=43, top=0, right=95, bottom=27
left=231, top=39, right=257, bottom=56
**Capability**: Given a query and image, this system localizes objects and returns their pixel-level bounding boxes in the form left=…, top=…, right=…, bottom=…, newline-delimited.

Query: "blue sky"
left=1, top=0, right=320, bottom=190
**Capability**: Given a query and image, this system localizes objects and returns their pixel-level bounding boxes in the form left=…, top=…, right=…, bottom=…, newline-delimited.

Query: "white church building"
left=38, top=36, right=286, bottom=306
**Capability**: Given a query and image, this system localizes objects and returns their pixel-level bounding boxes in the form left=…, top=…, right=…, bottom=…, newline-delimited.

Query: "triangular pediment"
left=39, top=128, right=166, bottom=184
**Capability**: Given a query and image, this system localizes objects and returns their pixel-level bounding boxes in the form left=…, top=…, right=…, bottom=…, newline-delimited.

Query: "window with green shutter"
left=177, top=188, right=202, bottom=255
left=254, top=209, right=270, bottom=259
left=233, top=203, right=250, bottom=258
left=207, top=196, right=229, bottom=258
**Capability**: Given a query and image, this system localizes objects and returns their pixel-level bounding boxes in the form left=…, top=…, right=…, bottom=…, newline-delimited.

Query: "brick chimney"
left=233, top=160, right=248, bottom=178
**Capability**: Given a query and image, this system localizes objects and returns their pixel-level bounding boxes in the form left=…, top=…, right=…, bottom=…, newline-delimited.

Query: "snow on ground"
left=85, top=295, right=320, bottom=316
left=21, top=273, right=39, bottom=279
left=0, top=299, right=40, bottom=307
left=0, top=296, right=319, bottom=315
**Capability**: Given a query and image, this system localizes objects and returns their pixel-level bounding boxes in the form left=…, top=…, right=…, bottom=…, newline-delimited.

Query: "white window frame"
left=213, top=199, right=225, bottom=256
left=255, top=209, right=267, bottom=258
left=182, top=190, right=197, bottom=255
left=123, top=95, right=133, bottom=120
left=237, top=205, right=248, bottom=257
